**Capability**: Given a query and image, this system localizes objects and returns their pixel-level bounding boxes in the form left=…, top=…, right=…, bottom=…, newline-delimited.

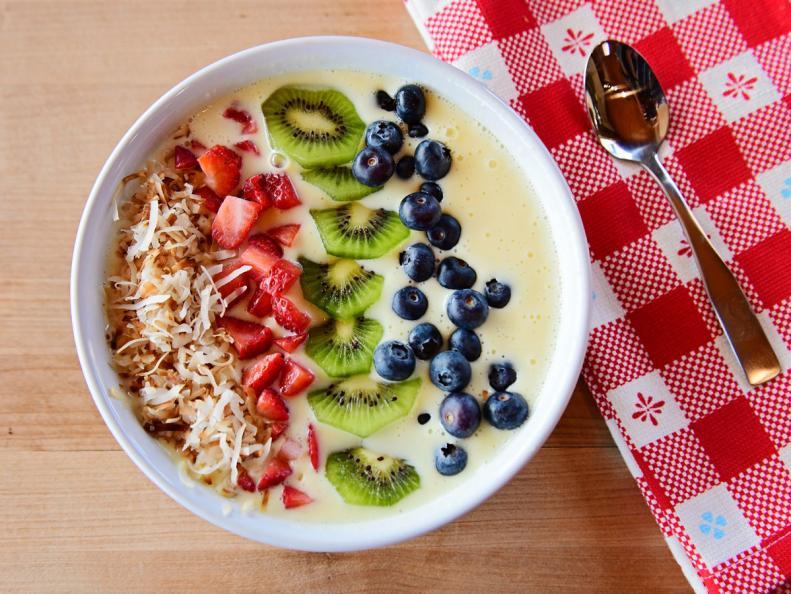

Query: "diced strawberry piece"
left=281, top=485, right=313, bottom=509
left=247, top=285, right=273, bottom=317
left=267, top=224, right=301, bottom=247
left=241, top=174, right=273, bottom=209
left=277, top=437, right=302, bottom=461
left=279, top=358, right=315, bottom=397
left=213, top=262, right=250, bottom=301
left=223, top=103, right=258, bottom=135
left=237, top=467, right=256, bottom=493
left=198, top=144, right=242, bottom=197
left=242, top=353, right=285, bottom=392
left=218, top=317, right=273, bottom=359
left=274, top=333, right=307, bottom=353
left=234, top=140, right=260, bottom=155
left=263, top=174, right=301, bottom=210
left=257, top=457, right=292, bottom=490
left=307, top=424, right=319, bottom=471
left=269, top=421, right=289, bottom=440
left=272, top=296, right=311, bottom=333
left=174, top=145, right=198, bottom=170
left=256, top=388, right=290, bottom=421
left=261, top=259, right=302, bottom=296
left=248, top=233, right=283, bottom=258
left=212, top=196, right=262, bottom=249
left=194, top=185, right=223, bottom=213
left=239, top=243, right=280, bottom=279
left=190, top=139, right=207, bottom=153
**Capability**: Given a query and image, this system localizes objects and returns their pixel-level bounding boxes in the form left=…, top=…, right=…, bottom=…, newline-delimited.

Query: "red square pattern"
left=577, top=181, right=648, bottom=260
left=627, top=170, right=675, bottom=232
left=767, top=299, right=791, bottom=352
left=497, top=28, right=564, bottom=95
left=722, top=0, right=791, bottom=48
left=705, top=180, right=786, bottom=256
left=425, top=0, right=492, bottom=62
left=692, top=396, right=776, bottom=482
left=476, top=0, right=536, bottom=39
left=592, top=0, right=666, bottom=45
left=735, top=229, right=791, bottom=309
left=627, top=285, right=712, bottom=369
left=675, top=126, right=753, bottom=204
left=663, top=154, right=704, bottom=209
left=767, top=530, right=791, bottom=578
left=632, top=448, right=673, bottom=511
left=634, top=27, right=695, bottom=91
left=754, top=35, right=791, bottom=96
left=639, top=427, right=721, bottom=505
left=524, top=0, right=586, bottom=25
left=728, top=456, right=791, bottom=539
left=731, top=100, right=791, bottom=176
left=600, top=236, right=681, bottom=312
left=686, top=278, right=725, bottom=340
left=710, top=547, right=788, bottom=594
left=672, top=4, right=747, bottom=72
left=552, top=134, right=622, bottom=202
left=584, top=318, right=655, bottom=394
left=746, top=372, right=791, bottom=451
left=665, top=76, right=728, bottom=151
left=514, top=78, right=590, bottom=149
left=660, top=342, right=743, bottom=422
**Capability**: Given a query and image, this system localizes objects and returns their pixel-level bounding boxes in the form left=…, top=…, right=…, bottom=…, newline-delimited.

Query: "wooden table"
left=0, top=1, right=690, bottom=591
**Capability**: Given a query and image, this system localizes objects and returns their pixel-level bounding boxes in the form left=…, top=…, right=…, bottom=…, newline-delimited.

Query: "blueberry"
left=408, top=322, right=443, bottom=360
left=437, top=257, right=476, bottom=289
left=352, top=146, right=394, bottom=187
left=483, top=391, right=529, bottom=430
left=449, top=328, right=481, bottom=361
left=399, top=191, right=442, bottom=230
left=374, top=340, right=416, bottom=381
left=399, top=242, right=435, bottom=282
left=439, top=393, right=481, bottom=438
left=419, top=182, right=443, bottom=202
left=447, top=289, right=489, bottom=329
left=375, top=90, right=396, bottom=111
left=408, top=123, right=429, bottom=138
left=365, top=120, right=403, bottom=154
left=488, top=362, right=517, bottom=391
left=415, top=139, right=452, bottom=181
left=485, top=279, right=512, bottom=308
left=395, top=84, right=426, bottom=125
left=427, top=214, right=461, bottom=250
left=429, top=350, right=471, bottom=392
left=395, top=155, right=415, bottom=179
left=435, top=443, right=467, bottom=476
left=392, top=286, right=428, bottom=320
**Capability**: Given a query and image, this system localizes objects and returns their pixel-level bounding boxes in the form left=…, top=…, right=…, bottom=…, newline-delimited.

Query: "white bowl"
left=71, top=36, right=590, bottom=551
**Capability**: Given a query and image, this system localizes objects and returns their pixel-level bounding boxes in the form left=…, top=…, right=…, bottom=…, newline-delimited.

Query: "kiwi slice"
left=306, top=317, right=383, bottom=378
left=310, top=203, right=410, bottom=259
left=308, top=376, right=420, bottom=437
left=299, top=257, right=384, bottom=319
left=326, top=447, right=420, bottom=506
left=302, top=166, right=382, bottom=202
left=261, top=87, right=365, bottom=168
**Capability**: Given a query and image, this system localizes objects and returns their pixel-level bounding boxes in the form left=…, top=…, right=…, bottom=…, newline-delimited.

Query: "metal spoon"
left=584, top=40, right=779, bottom=386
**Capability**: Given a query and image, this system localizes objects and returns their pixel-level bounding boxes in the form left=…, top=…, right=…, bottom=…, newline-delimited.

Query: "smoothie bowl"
left=71, top=37, right=590, bottom=551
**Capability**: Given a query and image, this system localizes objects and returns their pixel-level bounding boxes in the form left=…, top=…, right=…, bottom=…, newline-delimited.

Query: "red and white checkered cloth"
left=404, top=1, right=791, bottom=591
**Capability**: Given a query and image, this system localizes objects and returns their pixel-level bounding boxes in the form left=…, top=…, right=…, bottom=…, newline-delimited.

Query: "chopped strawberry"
left=272, top=296, right=311, bottom=333
left=261, top=259, right=302, bottom=296
left=223, top=103, right=258, bottom=135
left=257, top=457, right=292, bottom=490
left=256, top=388, right=290, bottom=421
left=213, top=262, right=250, bottom=301
left=241, top=174, right=273, bottom=209
left=242, top=352, right=285, bottom=392
left=277, top=437, right=302, bottom=461
left=280, top=358, right=315, bottom=397
left=248, top=233, right=284, bottom=258
left=174, top=145, right=198, bottom=170
left=212, top=196, right=262, bottom=249
left=274, top=333, right=307, bottom=353
left=239, top=243, right=280, bottom=279
left=198, top=144, right=242, bottom=197
left=269, top=421, right=289, bottom=440
left=263, top=174, right=301, bottom=209
left=247, top=285, right=273, bottom=317
left=194, top=185, right=223, bottom=213
left=218, top=317, right=273, bottom=359
left=190, top=139, right=207, bottom=153
left=237, top=467, right=256, bottom=493
left=308, top=424, right=319, bottom=471
left=267, top=224, right=301, bottom=247
left=281, top=485, right=313, bottom=509
left=234, top=140, right=260, bottom=155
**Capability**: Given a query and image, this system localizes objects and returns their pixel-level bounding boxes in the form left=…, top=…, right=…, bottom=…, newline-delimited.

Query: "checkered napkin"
left=403, top=1, right=791, bottom=591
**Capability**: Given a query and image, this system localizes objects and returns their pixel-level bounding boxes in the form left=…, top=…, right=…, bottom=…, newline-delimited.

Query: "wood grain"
left=0, top=1, right=689, bottom=591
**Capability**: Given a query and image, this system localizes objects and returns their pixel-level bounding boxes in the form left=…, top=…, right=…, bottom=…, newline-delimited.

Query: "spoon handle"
left=641, top=152, right=780, bottom=386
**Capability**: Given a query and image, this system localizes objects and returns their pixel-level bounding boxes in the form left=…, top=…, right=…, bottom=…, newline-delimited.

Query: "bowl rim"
left=71, top=35, right=591, bottom=551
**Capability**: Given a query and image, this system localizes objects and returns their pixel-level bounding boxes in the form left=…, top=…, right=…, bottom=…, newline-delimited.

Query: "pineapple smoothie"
left=105, top=70, right=558, bottom=522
